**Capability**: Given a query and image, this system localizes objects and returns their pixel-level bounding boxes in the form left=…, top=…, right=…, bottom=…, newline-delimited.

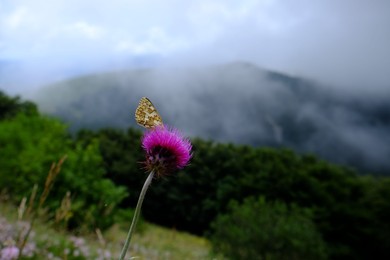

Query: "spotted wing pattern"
left=135, top=97, right=164, bottom=129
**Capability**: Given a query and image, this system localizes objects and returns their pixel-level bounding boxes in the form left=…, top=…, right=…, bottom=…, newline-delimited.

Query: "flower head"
left=142, top=125, right=192, bottom=177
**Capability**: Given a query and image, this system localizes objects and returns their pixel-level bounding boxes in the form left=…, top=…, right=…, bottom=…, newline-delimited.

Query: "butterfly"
left=135, top=97, right=164, bottom=129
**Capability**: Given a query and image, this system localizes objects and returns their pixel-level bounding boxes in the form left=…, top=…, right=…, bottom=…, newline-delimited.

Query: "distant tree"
left=356, top=177, right=390, bottom=259
left=210, top=197, right=328, bottom=260
left=0, top=90, right=38, bottom=120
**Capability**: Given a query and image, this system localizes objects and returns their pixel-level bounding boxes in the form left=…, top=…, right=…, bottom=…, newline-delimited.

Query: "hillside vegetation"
left=1, top=90, right=390, bottom=259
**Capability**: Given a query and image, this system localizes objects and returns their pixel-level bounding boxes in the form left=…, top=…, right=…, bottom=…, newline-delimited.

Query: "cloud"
left=184, top=0, right=390, bottom=89
left=1, top=0, right=390, bottom=92
left=66, top=22, right=104, bottom=40
left=114, top=27, right=187, bottom=55
left=3, top=7, right=28, bottom=29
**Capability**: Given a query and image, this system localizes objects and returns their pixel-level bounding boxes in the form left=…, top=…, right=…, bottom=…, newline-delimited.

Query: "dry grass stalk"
left=38, top=155, right=67, bottom=210
left=55, top=191, right=72, bottom=228
left=17, top=155, right=67, bottom=259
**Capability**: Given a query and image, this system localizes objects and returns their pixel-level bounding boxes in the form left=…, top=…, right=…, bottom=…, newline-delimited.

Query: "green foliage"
left=0, top=113, right=69, bottom=196
left=76, top=128, right=145, bottom=208
left=54, top=140, right=128, bottom=230
left=355, top=177, right=390, bottom=259
left=0, top=102, right=127, bottom=230
left=211, top=197, right=328, bottom=260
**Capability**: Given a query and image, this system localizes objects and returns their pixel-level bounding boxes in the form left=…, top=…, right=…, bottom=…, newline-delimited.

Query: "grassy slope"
left=107, top=224, right=213, bottom=259
left=0, top=202, right=216, bottom=259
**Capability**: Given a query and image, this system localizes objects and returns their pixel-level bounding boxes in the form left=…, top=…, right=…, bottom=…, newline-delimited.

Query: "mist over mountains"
left=31, top=62, right=390, bottom=174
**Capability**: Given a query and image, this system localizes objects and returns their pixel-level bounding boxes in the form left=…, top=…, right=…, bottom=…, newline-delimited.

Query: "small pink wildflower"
left=142, top=125, right=192, bottom=176
left=0, top=246, right=19, bottom=260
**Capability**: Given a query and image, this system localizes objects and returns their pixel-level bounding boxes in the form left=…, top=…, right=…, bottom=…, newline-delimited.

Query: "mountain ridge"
left=31, top=62, right=390, bottom=174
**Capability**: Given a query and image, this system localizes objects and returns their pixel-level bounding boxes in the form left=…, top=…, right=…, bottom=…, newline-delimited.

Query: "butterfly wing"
left=135, top=97, right=164, bottom=129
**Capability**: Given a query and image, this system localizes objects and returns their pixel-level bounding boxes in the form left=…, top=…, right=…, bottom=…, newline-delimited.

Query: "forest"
left=1, top=90, right=390, bottom=259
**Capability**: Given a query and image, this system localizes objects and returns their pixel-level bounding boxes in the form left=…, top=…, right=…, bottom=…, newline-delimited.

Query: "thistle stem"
left=119, top=171, right=155, bottom=260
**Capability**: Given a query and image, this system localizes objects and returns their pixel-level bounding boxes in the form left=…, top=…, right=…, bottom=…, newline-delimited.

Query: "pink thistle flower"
left=142, top=125, right=192, bottom=177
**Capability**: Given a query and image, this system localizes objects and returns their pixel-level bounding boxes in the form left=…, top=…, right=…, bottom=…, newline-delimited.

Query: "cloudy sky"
left=1, top=0, right=390, bottom=92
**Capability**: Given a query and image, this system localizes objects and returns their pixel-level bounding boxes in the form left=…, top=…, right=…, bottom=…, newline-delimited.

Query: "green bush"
left=0, top=113, right=127, bottom=230
left=55, top=139, right=128, bottom=230
left=0, top=113, right=69, bottom=196
left=210, top=197, right=328, bottom=260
